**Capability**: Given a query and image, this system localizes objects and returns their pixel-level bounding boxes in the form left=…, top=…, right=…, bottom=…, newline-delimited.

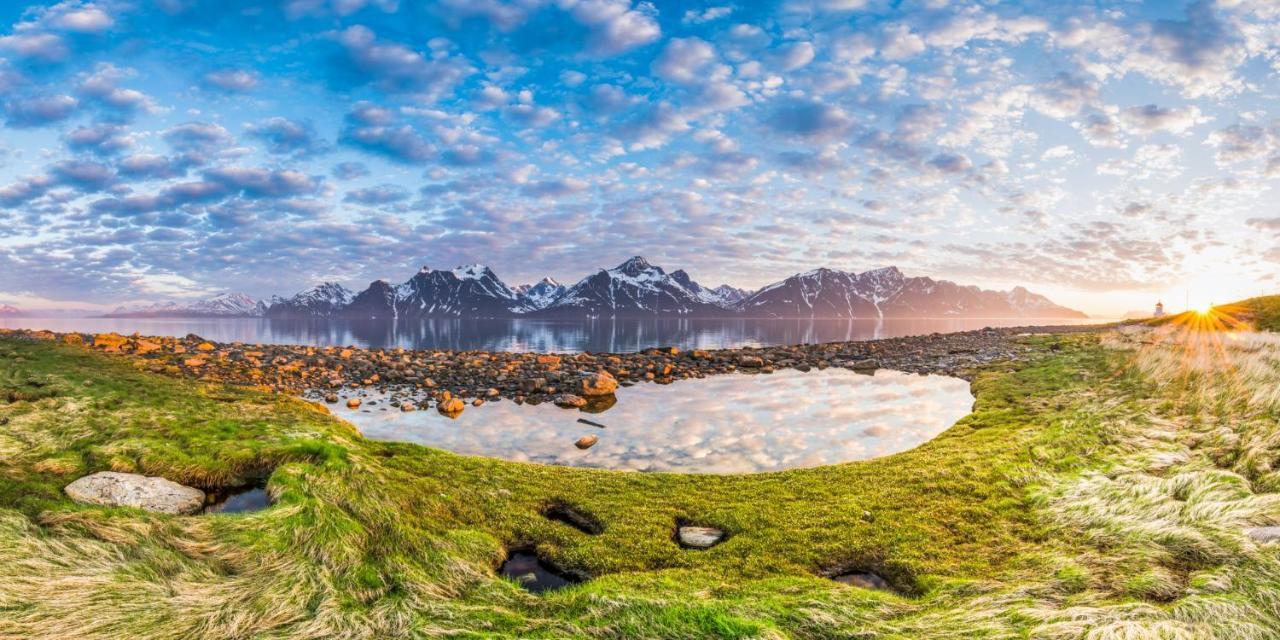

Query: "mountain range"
left=103, top=257, right=1087, bottom=320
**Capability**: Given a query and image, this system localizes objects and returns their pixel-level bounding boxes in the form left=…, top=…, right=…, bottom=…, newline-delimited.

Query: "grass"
left=0, top=305, right=1278, bottom=638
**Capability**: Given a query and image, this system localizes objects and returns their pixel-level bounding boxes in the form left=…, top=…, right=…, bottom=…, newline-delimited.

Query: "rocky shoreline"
left=2, top=324, right=1105, bottom=413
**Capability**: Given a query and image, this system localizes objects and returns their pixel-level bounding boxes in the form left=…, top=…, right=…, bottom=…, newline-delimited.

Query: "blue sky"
left=0, top=0, right=1278, bottom=316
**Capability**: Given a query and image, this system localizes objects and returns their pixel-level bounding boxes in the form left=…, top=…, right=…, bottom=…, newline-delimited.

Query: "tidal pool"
left=333, top=368, right=974, bottom=474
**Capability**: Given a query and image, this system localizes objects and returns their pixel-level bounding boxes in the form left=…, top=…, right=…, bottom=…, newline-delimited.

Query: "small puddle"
left=204, top=486, right=271, bottom=514
left=500, top=551, right=582, bottom=593
left=328, top=368, right=973, bottom=473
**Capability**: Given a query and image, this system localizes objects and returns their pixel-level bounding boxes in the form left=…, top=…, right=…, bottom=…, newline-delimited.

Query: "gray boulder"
left=65, top=471, right=206, bottom=515
left=677, top=525, right=725, bottom=549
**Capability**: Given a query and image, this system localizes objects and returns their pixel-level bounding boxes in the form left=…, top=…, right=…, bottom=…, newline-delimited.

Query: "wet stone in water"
left=500, top=551, right=581, bottom=593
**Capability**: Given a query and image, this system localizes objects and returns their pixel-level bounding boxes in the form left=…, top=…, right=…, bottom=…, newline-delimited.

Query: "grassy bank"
left=1, top=311, right=1278, bottom=638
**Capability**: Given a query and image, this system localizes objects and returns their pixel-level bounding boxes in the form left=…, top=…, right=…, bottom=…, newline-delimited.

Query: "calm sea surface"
left=2, top=316, right=1101, bottom=353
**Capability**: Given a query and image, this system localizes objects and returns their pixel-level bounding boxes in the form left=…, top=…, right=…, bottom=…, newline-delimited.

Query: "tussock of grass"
left=0, top=323, right=1277, bottom=638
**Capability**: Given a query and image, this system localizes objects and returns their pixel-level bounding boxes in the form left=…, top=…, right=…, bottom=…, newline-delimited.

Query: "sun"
left=1196, top=301, right=1215, bottom=315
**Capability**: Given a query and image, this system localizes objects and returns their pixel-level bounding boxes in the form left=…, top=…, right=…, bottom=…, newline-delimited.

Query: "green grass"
left=0, top=328, right=1277, bottom=639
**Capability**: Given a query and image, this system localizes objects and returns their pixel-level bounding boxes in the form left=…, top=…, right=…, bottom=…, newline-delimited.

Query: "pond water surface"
left=333, top=368, right=974, bottom=474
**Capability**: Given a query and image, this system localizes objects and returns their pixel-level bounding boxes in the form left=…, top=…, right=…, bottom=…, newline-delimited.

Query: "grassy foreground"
left=0, top=309, right=1278, bottom=638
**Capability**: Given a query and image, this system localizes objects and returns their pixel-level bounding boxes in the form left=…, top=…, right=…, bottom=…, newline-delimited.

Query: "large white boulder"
left=65, top=471, right=206, bottom=515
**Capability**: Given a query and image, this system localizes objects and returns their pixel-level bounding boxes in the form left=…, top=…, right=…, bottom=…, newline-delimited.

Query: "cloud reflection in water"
left=337, top=368, right=974, bottom=474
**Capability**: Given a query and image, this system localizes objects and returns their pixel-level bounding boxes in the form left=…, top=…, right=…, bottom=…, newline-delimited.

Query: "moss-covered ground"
left=0, top=301, right=1278, bottom=638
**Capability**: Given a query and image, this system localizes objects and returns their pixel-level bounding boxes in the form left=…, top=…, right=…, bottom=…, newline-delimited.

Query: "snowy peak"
left=516, top=277, right=566, bottom=311
left=536, top=258, right=728, bottom=317
left=614, top=256, right=654, bottom=277
left=265, top=282, right=354, bottom=318
left=106, top=292, right=264, bottom=318
left=738, top=266, right=1086, bottom=319
left=389, top=264, right=522, bottom=317
left=0, top=304, right=21, bottom=316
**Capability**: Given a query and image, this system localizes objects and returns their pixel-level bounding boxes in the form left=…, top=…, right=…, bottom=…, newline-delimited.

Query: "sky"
left=0, top=0, right=1278, bottom=317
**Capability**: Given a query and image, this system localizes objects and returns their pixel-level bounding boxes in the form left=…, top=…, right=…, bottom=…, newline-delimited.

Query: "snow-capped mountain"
left=390, top=265, right=524, bottom=318
left=737, top=266, right=1087, bottom=319
left=708, top=284, right=751, bottom=306
left=265, top=283, right=354, bottom=318
left=105, top=292, right=266, bottom=318
left=0, top=304, right=21, bottom=316
left=515, top=277, right=565, bottom=311
left=532, top=257, right=729, bottom=317
left=100, top=259, right=1085, bottom=321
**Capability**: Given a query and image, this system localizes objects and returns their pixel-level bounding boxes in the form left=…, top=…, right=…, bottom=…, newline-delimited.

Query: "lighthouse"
left=1153, top=301, right=1165, bottom=318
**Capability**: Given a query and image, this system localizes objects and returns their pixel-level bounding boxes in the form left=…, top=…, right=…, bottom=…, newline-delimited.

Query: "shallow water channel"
left=331, top=368, right=974, bottom=474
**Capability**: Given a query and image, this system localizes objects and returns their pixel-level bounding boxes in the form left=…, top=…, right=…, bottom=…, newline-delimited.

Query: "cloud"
left=203, top=166, right=321, bottom=198
left=202, top=69, right=258, bottom=93
left=652, top=38, right=716, bottom=85
left=1246, top=217, right=1280, bottom=232
left=3, top=94, right=78, bottom=128
left=332, top=161, right=370, bottom=180
left=1118, top=104, right=1205, bottom=135
left=0, top=32, right=68, bottom=62
left=773, top=41, right=815, bottom=71
left=765, top=98, right=852, bottom=141
left=520, top=177, right=589, bottom=198
left=49, top=158, right=116, bottom=191
left=246, top=117, right=326, bottom=156
left=345, top=184, right=411, bottom=204
left=561, top=0, right=661, bottom=56
left=1206, top=124, right=1270, bottom=164
left=76, top=64, right=160, bottom=120
left=162, top=122, right=233, bottom=153
left=682, top=6, right=731, bottom=25
left=64, top=123, right=133, bottom=155
left=50, top=4, right=115, bottom=33
left=331, top=25, right=473, bottom=99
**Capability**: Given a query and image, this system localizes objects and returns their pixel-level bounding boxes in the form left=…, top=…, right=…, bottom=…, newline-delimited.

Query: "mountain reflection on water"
left=2, top=316, right=1097, bottom=353
left=335, top=368, right=975, bottom=474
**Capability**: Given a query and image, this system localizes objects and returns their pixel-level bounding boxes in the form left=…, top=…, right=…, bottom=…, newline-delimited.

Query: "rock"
left=62, top=333, right=84, bottom=346
left=519, top=378, right=547, bottom=393
left=677, top=525, right=725, bottom=549
left=849, top=358, right=879, bottom=371
left=574, top=435, right=599, bottom=449
left=64, top=471, right=205, bottom=515
left=738, top=355, right=764, bottom=368
left=196, top=342, right=216, bottom=352
left=400, top=402, right=416, bottom=412
left=1246, top=526, right=1280, bottom=544
left=324, top=393, right=338, bottom=403
left=536, top=354, right=562, bottom=365
left=554, top=393, right=587, bottom=408
left=579, top=371, right=618, bottom=396
left=346, top=398, right=361, bottom=409
left=93, top=333, right=128, bottom=351
left=438, top=397, right=465, bottom=416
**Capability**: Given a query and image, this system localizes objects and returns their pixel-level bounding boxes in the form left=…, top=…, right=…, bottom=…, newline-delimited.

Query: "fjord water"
left=333, top=368, right=974, bottom=473
left=2, top=316, right=1097, bottom=353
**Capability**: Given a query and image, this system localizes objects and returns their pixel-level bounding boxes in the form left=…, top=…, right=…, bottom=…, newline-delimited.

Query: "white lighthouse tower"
left=1153, top=301, right=1165, bottom=318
